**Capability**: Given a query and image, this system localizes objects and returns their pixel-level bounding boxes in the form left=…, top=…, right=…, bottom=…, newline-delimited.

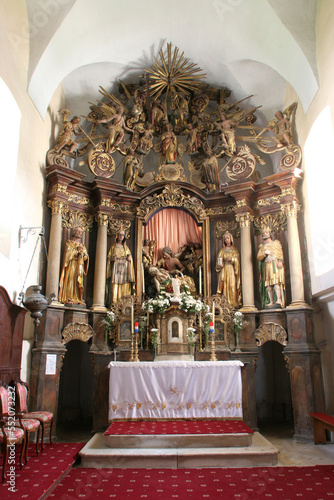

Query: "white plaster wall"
left=0, top=2, right=65, bottom=384
left=287, top=0, right=334, bottom=413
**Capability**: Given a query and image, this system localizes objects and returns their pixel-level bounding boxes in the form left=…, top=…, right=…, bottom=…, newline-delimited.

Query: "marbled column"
left=91, top=212, right=109, bottom=311
left=46, top=200, right=64, bottom=300
left=237, top=213, right=256, bottom=311
left=283, top=202, right=307, bottom=307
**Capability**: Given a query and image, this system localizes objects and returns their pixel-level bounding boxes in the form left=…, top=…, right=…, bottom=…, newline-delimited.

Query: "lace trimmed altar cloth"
left=108, top=360, right=243, bottom=421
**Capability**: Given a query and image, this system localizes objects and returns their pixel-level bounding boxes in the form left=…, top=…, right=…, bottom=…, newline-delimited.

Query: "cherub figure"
left=97, top=106, right=133, bottom=152
left=53, top=109, right=82, bottom=155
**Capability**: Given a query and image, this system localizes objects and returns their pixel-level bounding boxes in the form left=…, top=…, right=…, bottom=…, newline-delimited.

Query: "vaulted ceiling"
left=26, top=0, right=319, bottom=126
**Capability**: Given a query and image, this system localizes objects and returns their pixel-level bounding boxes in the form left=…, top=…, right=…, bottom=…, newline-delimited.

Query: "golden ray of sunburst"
left=145, top=42, right=206, bottom=100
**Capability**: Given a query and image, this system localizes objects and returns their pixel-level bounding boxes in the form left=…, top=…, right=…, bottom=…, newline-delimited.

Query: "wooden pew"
left=310, top=412, right=334, bottom=444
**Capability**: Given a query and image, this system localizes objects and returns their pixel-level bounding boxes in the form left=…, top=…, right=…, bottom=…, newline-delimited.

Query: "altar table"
left=108, top=360, right=244, bottom=421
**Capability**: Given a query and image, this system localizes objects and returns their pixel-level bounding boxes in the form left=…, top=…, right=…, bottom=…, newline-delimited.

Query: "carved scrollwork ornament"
left=155, top=162, right=187, bottom=183
left=62, top=322, right=94, bottom=344
left=61, top=209, right=94, bottom=232
left=137, top=184, right=207, bottom=221
left=255, top=322, right=288, bottom=346
left=88, top=143, right=115, bottom=178
left=225, top=145, right=256, bottom=181
left=280, top=144, right=302, bottom=170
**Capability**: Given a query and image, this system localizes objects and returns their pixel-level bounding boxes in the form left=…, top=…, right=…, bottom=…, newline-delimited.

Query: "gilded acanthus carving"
left=235, top=213, right=254, bottom=228
left=254, top=195, right=281, bottom=209
left=108, top=219, right=131, bottom=236
left=255, top=322, right=288, bottom=346
left=67, top=194, right=91, bottom=206
left=61, top=322, right=94, bottom=344
left=137, top=184, right=207, bottom=221
left=281, top=201, right=301, bottom=218
left=215, top=220, right=240, bottom=239
left=47, top=199, right=66, bottom=215
left=254, top=213, right=287, bottom=235
left=61, top=209, right=94, bottom=231
left=96, top=212, right=109, bottom=227
left=101, top=198, right=136, bottom=214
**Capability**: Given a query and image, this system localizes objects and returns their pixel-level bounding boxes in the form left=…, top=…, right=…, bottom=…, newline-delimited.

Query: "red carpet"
left=50, top=465, right=334, bottom=499
left=104, top=419, right=253, bottom=435
left=0, top=442, right=83, bottom=500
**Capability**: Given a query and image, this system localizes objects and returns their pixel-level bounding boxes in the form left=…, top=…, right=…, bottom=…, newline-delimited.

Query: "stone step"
left=105, top=432, right=253, bottom=449
left=79, top=432, right=279, bottom=469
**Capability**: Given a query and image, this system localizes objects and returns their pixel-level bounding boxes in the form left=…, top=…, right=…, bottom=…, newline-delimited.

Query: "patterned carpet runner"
left=50, top=465, right=334, bottom=499
left=0, top=442, right=83, bottom=500
left=104, top=419, right=253, bottom=435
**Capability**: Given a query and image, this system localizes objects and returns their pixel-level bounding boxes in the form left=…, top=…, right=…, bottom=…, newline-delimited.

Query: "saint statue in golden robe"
left=58, top=227, right=89, bottom=305
left=216, top=232, right=241, bottom=307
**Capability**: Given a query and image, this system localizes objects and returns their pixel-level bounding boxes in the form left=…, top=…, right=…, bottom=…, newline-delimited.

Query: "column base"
left=286, top=300, right=312, bottom=310
left=90, top=304, right=108, bottom=312
left=240, top=305, right=258, bottom=313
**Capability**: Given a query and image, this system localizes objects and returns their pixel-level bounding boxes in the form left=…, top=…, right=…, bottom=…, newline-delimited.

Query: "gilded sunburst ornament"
left=145, top=42, right=206, bottom=99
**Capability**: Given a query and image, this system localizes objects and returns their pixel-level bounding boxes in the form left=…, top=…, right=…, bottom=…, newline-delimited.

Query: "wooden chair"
left=0, top=385, right=26, bottom=482
left=14, top=380, right=53, bottom=451
left=1, top=383, right=41, bottom=463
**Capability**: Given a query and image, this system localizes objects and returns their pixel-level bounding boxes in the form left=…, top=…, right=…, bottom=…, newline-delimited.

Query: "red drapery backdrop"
left=143, top=208, right=202, bottom=264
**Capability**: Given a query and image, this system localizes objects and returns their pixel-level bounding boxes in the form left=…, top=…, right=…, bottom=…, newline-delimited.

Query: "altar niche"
left=158, top=306, right=195, bottom=356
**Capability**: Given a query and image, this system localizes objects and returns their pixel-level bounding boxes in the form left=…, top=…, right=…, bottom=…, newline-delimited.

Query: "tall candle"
left=199, top=310, right=202, bottom=328
left=131, top=303, right=134, bottom=333
left=199, top=266, right=202, bottom=295
left=142, top=264, right=145, bottom=294
left=212, top=300, right=215, bottom=329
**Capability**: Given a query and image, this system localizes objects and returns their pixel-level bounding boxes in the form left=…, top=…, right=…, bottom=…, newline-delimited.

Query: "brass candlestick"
left=129, top=332, right=134, bottom=362
left=134, top=332, right=139, bottom=362
left=210, top=332, right=217, bottom=361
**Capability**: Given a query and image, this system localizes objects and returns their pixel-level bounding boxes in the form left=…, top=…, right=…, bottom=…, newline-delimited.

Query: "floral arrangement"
left=150, top=327, right=160, bottom=358
left=142, top=292, right=171, bottom=314
left=102, top=310, right=116, bottom=334
left=186, top=327, right=198, bottom=347
left=233, top=311, right=244, bottom=351
left=233, top=311, right=244, bottom=333
left=179, top=291, right=207, bottom=314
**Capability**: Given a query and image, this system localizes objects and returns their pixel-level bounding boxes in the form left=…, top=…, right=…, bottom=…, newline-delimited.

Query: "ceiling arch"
left=26, top=0, right=319, bottom=118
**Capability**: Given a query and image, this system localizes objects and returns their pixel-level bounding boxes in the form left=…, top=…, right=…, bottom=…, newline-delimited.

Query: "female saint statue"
left=216, top=232, right=241, bottom=307
left=58, top=227, right=89, bottom=305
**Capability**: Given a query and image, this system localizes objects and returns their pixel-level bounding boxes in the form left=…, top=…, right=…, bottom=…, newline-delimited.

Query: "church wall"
left=283, top=0, right=334, bottom=413
left=0, top=2, right=66, bottom=383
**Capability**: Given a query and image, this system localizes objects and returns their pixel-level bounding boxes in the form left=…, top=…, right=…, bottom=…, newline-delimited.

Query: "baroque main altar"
left=29, top=44, right=324, bottom=440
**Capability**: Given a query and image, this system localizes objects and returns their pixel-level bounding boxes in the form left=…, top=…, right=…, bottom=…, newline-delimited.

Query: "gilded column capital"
left=281, top=201, right=301, bottom=218
left=235, top=212, right=254, bottom=228
left=47, top=199, right=65, bottom=215
left=96, top=212, right=109, bottom=227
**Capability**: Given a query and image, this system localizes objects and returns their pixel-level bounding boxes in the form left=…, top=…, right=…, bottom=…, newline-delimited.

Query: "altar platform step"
left=79, top=431, right=279, bottom=469
left=104, top=419, right=253, bottom=448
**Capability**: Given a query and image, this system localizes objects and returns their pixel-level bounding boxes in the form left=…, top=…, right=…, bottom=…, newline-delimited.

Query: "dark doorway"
left=57, top=340, right=94, bottom=427
left=255, top=341, right=293, bottom=426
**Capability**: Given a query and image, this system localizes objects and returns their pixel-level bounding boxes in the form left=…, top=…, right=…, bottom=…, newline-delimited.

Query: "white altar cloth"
left=108, top=360, right=244, bottom=421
